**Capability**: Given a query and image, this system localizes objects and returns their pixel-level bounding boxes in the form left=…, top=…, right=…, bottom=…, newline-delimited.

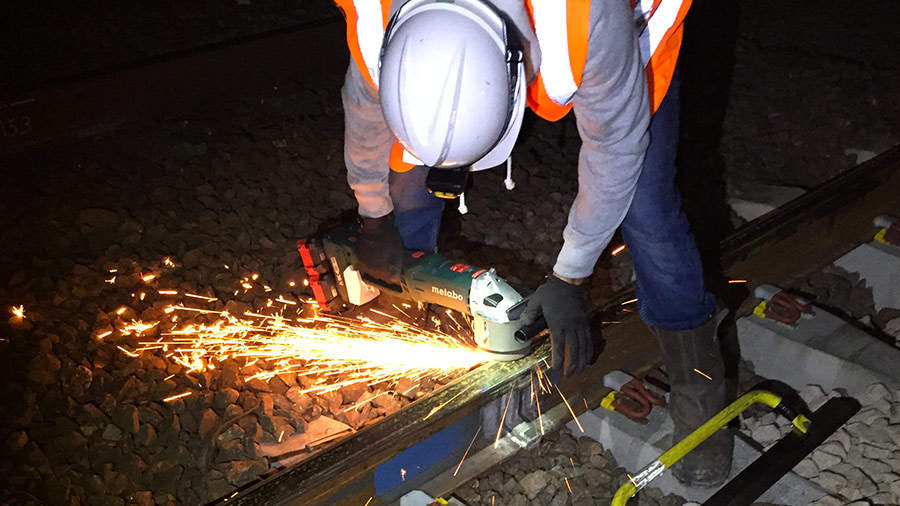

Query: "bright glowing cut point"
left=10, top=305, right=25, bottom=319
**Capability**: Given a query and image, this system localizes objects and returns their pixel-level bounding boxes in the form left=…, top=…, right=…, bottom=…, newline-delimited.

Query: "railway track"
left=222, top=148, right=900, bottom=504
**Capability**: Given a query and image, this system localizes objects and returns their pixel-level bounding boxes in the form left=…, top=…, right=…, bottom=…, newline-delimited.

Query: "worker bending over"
left=334, top=0, right=731, bottom=486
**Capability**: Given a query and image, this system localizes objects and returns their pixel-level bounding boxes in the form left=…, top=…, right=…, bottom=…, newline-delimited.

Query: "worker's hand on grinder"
left=522, top=273, right=593, bottom=376
left=357, top=213, right=405, bottom=285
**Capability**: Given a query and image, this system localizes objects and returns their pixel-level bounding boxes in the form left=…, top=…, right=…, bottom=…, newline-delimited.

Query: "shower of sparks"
left=693, top=368, right=713, bottom=381
left=163, top=391, right=192, bottom=402
left=611, top=244, right=627, bottom=256
left=454, top=426, right=482, bottom=476
left=118, top=302, right=489, bottom=400
left=163, top=257, right=176, bottom=268
left=10, top=305, right=25, bottom=319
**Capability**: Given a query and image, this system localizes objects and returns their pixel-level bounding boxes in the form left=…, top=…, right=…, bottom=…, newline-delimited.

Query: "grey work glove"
left=357, top=213, right=404, bottom=285
left=522, top=274, right=593, bottom=376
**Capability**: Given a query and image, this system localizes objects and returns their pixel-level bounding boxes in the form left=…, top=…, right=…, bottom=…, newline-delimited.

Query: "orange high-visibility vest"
left=334, top=0, right=690, bottom=170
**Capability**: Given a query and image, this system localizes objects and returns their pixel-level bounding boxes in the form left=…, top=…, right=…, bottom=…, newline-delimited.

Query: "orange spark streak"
left=454, top=426, right=482, bottom=476
left=142, top=273, right=156, bottom=282
left=158, top=290, right=178, bottom=295
left=184, top=292, right=217, bottom=301
left=10, top=305, right=25, bottom=319
left=424, top=386, right=475, bottom=420
left=117, top=346, right=139, bottom=357
left=611, top=244, right=627, bottom=256
left=627, top=473, right=637, bottom=487
left=531, top=370, right=545, bottom=435
left=564, top=477, right=573, bottom=495
left=116, top=307, right=127, bottom=315
left=163, top=391, right=192, bottom=402
left=363, top=498, right=373, bottom=506
left=729, top=279, right=747, bottom=284
left=343, top=391, right=390, bottom=412
left=694, top=368, right=713, bottom=380
left=96, top=330, right=112, bottom=340
left=621, top=298, right=638, bottom=305
left=400, top=468, right=406, bottom=481
left=494, top=386, right=515, bottom=448
left=555, top=385, right=584, bottom=433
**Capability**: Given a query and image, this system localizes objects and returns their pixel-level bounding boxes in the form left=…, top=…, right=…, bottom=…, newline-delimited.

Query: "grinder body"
left=298, top=225, right=532, bottom=360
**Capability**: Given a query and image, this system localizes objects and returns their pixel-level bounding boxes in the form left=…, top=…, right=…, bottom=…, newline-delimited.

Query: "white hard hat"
left=379, top=0, right=526, bottom=175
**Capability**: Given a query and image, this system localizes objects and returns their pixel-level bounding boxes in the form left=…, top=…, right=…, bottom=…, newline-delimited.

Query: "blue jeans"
left=389, top=71, right=715, bottom=331
left=390, top=166, right=445, bottom=252
left=621, top=70, right=716, bottom=330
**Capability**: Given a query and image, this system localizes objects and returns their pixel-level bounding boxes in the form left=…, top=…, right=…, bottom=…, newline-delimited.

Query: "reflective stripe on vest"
left=336, top=0, right=416, bottom=172
left=525, top=0, right=590, bottom=122
left=335, top=0, right=391, bottom=89
left=634, top=0, right=692, bottom=113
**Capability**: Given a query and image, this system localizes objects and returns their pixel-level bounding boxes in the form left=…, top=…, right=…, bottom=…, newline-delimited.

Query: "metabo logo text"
left=432, top=286, right=464, bottom=301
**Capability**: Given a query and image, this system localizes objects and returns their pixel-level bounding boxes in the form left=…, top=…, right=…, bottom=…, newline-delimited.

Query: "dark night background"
left=0, top=0, right=898, bottom=504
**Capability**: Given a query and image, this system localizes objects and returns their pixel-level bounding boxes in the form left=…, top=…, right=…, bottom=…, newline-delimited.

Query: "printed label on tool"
left=432, top=286, right=465, bottom=301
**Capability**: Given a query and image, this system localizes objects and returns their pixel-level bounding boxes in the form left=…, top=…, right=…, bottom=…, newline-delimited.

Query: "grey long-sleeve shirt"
left=342, top=0, right=650, bottom=280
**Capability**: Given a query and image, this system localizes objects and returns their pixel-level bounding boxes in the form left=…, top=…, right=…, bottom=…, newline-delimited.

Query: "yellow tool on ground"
left=611, top=389, right=811, bottom=506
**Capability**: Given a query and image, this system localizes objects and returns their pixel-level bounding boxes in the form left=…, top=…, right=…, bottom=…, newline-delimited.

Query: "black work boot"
left=652, top=308, right=734, bottom=487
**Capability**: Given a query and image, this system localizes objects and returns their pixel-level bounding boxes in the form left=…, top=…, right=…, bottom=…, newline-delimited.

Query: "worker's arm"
left=341, top=62, right=395, bottom=219
left=552, top=0, right=651, bottom=279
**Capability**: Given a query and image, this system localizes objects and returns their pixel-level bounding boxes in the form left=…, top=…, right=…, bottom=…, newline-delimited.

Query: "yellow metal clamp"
left=753, top=300, right=768, bottom=319
left=601, top=391, right=619, bottom=411
left=875, top=228, right=887, bottom=244
left=611, top=390, right=810, bottom=506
